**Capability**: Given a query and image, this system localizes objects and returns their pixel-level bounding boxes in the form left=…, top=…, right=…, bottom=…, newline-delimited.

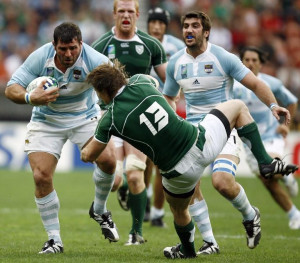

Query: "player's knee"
left=33, top=169, right=52, bottom=188
left=95, top=151, right=116, bottom=174
left=125, top=154, right=146, bottom=173
left=212, top=158, right=237, bottom=192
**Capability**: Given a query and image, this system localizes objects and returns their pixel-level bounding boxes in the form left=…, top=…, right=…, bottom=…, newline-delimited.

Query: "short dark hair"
left=240, top=46, right=268, bottom=64
left=53, top=22, right=82, bottom=45
left=86, top=60, right=128, bottom=100
left=181, top=11, right=211, bottom=40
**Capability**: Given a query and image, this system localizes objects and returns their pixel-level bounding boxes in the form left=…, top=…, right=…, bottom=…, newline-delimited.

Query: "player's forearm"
left=5, top=84, right=27, bottom=104
left=163, top=95, right=177, bottom=111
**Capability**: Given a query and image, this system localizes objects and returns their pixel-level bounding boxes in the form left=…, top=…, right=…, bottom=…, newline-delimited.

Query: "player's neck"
left=115, top=28, right=135, bottom=40
left=187, top=43, right=207, bottom=58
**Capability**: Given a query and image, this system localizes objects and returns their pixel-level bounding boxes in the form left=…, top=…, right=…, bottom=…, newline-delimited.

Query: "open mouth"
left=122, top=21, right=130, bottom=25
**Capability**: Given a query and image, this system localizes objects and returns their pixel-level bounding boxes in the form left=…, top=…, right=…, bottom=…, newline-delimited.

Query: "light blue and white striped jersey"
left=163, top=42, right=249, bottom=123
left=151, top=34, right=185, bottom=91
left=233, top=73, right=298, bottom=141
left=8, top=42, right=110, bottom=128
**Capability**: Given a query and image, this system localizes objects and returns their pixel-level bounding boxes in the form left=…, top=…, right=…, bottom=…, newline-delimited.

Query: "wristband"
left=24, top=92, right=33, bottom=105
left=270, top=103, right=278, bottom=110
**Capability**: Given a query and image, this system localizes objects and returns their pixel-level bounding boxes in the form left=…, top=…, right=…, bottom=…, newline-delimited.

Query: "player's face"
left=182, top=17, right=208, bottom=49
left=114, top=0, right=139, bottom=37
left=54, top=38, right=82, bottom=71
left=148, top=20, right=166, bottom=42
left=242, top=50, right=262, bottom=76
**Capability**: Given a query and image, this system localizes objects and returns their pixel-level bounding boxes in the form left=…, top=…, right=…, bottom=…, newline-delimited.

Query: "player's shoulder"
left=33, top=42, right=55, bottom=58
left=92, top=30, right=113, bottom=49
left=209, top=43, right=238, bottom=59
left=168, top=48, right=186, bottom=63
left=136, top=29, right=163, bottom=47
left=165, top=34, right=185, bottom=46
left=82, top=43, right=110, bottom=67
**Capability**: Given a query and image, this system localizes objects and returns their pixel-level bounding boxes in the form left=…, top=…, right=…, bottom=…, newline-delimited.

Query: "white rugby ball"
left=26, top=76, right=59, bottom=93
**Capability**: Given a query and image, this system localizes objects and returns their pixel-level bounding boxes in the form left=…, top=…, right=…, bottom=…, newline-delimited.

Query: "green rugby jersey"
left=92, top=28, right=167, bottom=76
left=94, top=74, right=198, bottom=171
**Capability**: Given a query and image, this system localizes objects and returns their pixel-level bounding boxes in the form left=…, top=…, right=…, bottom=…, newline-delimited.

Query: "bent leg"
left=165, top=190, right=196, bottom=257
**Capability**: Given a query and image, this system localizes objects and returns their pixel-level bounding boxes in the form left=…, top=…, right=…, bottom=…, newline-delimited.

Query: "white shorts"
left=244, top=137, right=285, bottom=174
left=24, top=116, right=99, bottom=159
left=162, top=113, right=229, bottom=195
left=219, top=129, right=240, bottom=157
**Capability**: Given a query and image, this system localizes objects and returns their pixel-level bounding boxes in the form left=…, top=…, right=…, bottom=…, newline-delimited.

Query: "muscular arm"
left=81, top=137, right=107, bottom=163
left=154, top=62, right=167, bottom=83
left=163, top=94, right=177, bottom=111
left=5, top=82, right=59, bottom=106
left=241, top=71, right=291, bottom=125
left=5, top=84, right=28, bottom=104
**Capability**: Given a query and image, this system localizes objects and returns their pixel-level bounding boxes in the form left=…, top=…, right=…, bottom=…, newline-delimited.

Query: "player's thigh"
left=25, top=121, right=68, bottom=160
left=124, top=141, right=147, bottom=162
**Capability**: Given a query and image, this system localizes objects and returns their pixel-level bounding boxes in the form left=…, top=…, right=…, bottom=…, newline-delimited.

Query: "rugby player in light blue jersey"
left=233, top=46, right=300, bottom=230
left=145, top=7, right=186, bottom=227
left=163, top=11, right=298, bottom=254
left=5, top=22, right=119, bottom=254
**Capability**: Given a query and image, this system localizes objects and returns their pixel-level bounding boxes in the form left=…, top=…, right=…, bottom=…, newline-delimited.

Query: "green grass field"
left=1, top=170, right=300, bottom=262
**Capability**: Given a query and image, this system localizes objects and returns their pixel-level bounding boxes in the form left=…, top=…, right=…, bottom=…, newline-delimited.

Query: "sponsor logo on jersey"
left=192, top=79, right=200, bottom=85
left=121, top=42, right=129, bottom=48
left=181, top=64, right=188, bottom=79
left=204, top=64, right=213, bottom=73
left=73, top=69, right=82, bottom=80
left=47, top=67, right=54, bottom=77
left=108, top=44, right=116, bottom=59
left=135, top=45, right=144, bottom=55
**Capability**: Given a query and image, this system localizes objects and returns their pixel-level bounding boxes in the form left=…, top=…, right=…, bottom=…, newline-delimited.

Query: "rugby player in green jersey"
left=92, top=0, right=167, bottom=245
left=81, top=61, right=298, bottom=259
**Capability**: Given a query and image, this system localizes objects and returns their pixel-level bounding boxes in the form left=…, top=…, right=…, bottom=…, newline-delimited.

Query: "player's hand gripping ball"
left=27, top=76, right=59, bottom=93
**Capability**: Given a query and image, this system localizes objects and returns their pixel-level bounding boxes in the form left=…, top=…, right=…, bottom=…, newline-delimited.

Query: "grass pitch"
left=0, top=170, right=300, bottom=262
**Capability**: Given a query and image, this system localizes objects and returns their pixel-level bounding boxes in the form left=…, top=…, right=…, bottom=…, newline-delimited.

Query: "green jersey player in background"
left=92, top=0, right=167, bottom=245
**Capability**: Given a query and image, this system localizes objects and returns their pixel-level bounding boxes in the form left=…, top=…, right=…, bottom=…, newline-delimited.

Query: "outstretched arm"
left=241, top=71, right=291, bottom=125
left=81, top=137, right=107, bottom=163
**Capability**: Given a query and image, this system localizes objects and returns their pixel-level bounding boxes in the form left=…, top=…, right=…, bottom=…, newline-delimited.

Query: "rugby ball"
left=26, top=76, right=59, bottom=93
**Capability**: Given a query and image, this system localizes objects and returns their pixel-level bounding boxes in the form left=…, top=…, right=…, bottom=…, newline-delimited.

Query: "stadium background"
left=0, top=0, right=299, bottom=174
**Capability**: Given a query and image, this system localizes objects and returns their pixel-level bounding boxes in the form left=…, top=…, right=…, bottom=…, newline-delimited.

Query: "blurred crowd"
left=0, top=0, right=300, bottom=128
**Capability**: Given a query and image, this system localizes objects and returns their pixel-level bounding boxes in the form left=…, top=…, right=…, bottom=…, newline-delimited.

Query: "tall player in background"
left=92, top=0, right=167, bottom=245
left=5, top=22, right=119, bottom=254
left=144, top=7, right=185, bottom=227
left=233, top=46, right=300, bottom=229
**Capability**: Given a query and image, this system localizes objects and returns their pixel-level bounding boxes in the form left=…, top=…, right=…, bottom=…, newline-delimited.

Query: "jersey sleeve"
left=151, top=37, right=167, bottom=67
left=210, top=45, right=250, bottom=82
left=162, top=58, right=180, bottom=97
left=7, top=45, right=48, bottom=88
left=94, top=111, right=113, bottom=144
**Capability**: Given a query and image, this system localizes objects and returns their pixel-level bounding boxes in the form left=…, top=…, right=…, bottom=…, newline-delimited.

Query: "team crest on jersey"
left=181, top=64, right=188, bottom=79
left=47, top=67, right=54, bottom=77
left=204, top=64, right=213, bottom=73
left=135, top=45, right=144, bottom=55
left=73, top=69, right=82, bottom=80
